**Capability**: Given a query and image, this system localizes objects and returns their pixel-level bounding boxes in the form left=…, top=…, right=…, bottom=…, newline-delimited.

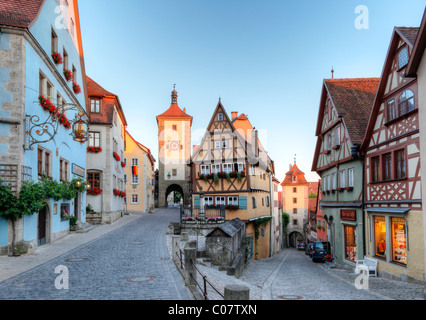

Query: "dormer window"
left=398, top=46, right=408, bottom=69
left=217, top=113, right=223, bottom=121
left=90, top=99, right=101, bottom=113
left=293, top=176, right=297, bottom=183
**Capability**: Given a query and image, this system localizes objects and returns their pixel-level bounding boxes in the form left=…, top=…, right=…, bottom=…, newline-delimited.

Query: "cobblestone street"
left=0, top=209, right=192, bottom=300
left=1, top=208, right=424, bottom=301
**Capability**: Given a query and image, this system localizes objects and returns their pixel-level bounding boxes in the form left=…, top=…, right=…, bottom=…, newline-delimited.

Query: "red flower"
left=87, top=146, right=102, bottom=153
left=63, top=69, right=73, bottom=81
left=113, top=152, right=120, bottom=162
left=87, top=187, right=102, bottom=196
left=52, top=51, right=63, bottom=64
left=73, top=83, right=81, bottom=94
left=121, top=161, right=126, bottom=168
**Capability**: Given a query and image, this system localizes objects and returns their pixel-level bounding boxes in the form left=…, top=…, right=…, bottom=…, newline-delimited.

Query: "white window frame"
left=214, top=141, right=221, bottom=149
left=132, top=173, right=139, bottom=185
left=222, top=140, right=228, bottom=149
left=250, top=164, right=256, bottom=176
left=200, top=165, right=210, bottom=175
left=236, top=162, right=244, bottom=172
left=223, top=163, right=232, bottom=173
left=228, top=196, right=238, bottom=206
left=132, top=158, right=139, bottom=166
left=131, top=194, right=139, bottom=204
left=339, top=170, right=346, bottom=188
left=217, top=113, right=223, bottom=121
left=211, top=164, right=221, bottom=173
left=204, top=196, right=214, bottom=206
left=348, top=168, right=354, bottom=187
left=335, top=127, right=341, bottom=146
left=216, top=196, right=225, bottom=205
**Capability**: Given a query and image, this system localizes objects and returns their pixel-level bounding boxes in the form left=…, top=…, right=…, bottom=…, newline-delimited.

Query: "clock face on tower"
left=169, top=140, right=180, bottom=151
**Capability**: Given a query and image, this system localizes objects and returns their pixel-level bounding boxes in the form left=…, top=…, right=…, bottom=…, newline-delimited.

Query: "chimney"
left=231, top=112, right=238, bottom=121
left=183, top=108, right=186, bottom=113
left=254, top=130, right=259, bottom=157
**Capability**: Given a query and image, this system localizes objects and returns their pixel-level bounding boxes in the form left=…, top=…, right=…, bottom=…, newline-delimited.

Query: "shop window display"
left=344, top=225, right=356, bottom=262
left=391, top=217, right=407, bottom=265
left=374, top=216, right=386, bottom=259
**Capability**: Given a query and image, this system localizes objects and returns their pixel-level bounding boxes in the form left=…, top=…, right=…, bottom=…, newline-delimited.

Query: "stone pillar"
left=224, top=284, right=250, bottom=300
left=184, top=247, right=197, bottom=287
left=172, top=235, right=180, bottom=266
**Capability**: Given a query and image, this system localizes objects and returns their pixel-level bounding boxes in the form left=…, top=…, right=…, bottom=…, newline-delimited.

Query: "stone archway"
left=288, top=231, right=304, bottom=248
left=165, top=184, right=185, bottom=207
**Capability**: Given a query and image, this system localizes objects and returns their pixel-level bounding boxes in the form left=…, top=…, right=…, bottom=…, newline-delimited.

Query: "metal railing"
left=180, top=205, right=226, bottom=224
left=174, top=242, right=224, bottom=300
left=191, top=258, right=224, bottom=300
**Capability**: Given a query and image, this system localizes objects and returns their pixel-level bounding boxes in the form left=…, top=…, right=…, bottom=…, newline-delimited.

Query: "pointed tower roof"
left=281, top=162, right=308, bottom=186
left=156, top=85, right=193, bottom=125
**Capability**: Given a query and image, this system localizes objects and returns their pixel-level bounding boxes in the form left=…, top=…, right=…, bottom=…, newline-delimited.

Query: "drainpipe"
left=352, top=145, right=366, bottom=258
left=269, top=171, right=273, bottom=257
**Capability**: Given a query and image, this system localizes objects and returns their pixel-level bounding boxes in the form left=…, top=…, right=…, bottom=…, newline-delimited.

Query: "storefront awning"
left=364, top=207, right=410, bottom=214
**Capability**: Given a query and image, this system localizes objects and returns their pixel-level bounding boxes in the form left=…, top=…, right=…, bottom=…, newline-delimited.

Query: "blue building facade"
left=0, top=0, right=89, bottom=255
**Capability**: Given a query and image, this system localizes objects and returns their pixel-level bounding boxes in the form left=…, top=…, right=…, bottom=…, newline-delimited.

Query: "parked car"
left=305, top=243, right=314, bottom=257
left=297, top=242, right=306, bottom=251
left=312, top=241, right=331, bottom=262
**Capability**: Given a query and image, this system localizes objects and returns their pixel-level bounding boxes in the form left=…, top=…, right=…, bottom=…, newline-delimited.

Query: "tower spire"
left=331, top=66, right=334, bottom=79
left=171, top=84, right=178, bottom=104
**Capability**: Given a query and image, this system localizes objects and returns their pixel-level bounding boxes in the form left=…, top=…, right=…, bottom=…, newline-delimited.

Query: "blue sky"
left=78, top=0, right=426, bottom=183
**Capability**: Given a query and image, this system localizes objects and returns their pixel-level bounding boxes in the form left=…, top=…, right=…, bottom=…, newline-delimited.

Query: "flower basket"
left=73, top=83, right=81, bottom=94
left=52, top=51, right=63, bottom=64
left=63, top=68, right=73, bottom=81
left=58, top=114, right=71, bottom=130
left=113, top=152, right=120, bottom=162
left=87, top=146, right=102, bottom=153
left=207, top=216, right=225, bottom=223
left=226, top=205, right=239, bottom=210
left=120, top=191, right=126, bottom=198
left=121, top=161, right=126, bottom=168
left=87, top=187, right=102, bottom=196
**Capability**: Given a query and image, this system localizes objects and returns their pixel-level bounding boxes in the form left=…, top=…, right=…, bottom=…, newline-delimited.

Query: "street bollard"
left=224, top=284, right=250, bottom=300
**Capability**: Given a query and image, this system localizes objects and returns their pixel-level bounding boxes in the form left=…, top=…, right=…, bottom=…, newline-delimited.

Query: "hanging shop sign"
left=341, top=210, right=356, bottom=221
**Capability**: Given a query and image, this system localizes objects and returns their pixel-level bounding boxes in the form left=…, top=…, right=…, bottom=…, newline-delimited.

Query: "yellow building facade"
left=124, top=131, right=155, bottom=213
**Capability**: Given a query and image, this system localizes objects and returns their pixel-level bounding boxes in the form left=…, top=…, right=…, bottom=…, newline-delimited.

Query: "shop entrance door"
left=37, top=207, right=47, bottom=246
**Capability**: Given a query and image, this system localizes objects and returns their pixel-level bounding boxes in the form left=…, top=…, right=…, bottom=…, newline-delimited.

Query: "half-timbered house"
left=360, top=26, right=424, bottom=281
left=312, top=77, right=379, bottom=267
left=190, top=101, right=275, bottom=260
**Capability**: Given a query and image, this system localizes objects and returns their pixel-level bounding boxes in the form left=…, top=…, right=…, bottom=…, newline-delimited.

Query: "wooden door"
left=38, top=207, right=46, bottom=246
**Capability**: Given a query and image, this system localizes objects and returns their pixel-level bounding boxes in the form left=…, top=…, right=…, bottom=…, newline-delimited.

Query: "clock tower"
left=156, top=86, right=193, bottom=207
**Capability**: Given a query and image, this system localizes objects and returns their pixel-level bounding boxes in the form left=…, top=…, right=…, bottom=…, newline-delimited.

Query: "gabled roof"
left=311, top=77, right=379, bottom=172
left=86, top=76, right=127, bottom=127
left=86, top=75, right=115, bottom=97
left=360, top=26, right=420, bottom=151
left=0, top=0, right=45, bottom=28
left=406, top=8, right=426, bottom=76
left=125, top=130, right=156, bottom=166
left=324, top=78, right=379, bottom=145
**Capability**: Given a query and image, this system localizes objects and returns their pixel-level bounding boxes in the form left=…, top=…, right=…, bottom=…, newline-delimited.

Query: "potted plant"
left=87, top=146, right=102, bottom=153
left=70, top=215, right=77, bottom=231
left=87, top=187, right=102, bottom=196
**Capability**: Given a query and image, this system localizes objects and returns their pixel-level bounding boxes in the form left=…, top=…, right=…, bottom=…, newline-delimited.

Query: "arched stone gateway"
left=288, top=231, right=304, bottom=248
left=165, top=184, right=185, bottom=206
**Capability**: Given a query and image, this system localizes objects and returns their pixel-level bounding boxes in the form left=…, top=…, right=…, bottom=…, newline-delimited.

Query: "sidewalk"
left=0, top=212, right=145, bottom=283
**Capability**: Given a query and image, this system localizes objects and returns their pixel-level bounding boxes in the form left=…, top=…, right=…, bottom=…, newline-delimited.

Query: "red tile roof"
left=157, top=103, right=193, bottom=120
left=0, top=0, right=44, bottom=28
left=325, top=78, right=379, bottom=145
left=86, top=76, right=127, bottom=127
left=396, top=27, right=419, bottom=46
left=281, top=163, right=308, bottom=186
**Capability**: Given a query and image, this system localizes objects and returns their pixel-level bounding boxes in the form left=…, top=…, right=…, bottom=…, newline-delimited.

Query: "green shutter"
left=239, top=196, right=247, bottom=209
left=194, top=196, right=200, bottom=209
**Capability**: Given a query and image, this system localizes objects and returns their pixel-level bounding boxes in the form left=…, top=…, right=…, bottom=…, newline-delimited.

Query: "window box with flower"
left=87, top=146, right=102, bottom=153
left=73, top=83, right=81, bottom=94
left=113, top=152, right=120, bottom=162
left=63, top=68, right=73, bottom=81
left=60, top=209, right=71, bottom=221
left=52, top=51, right=63, bottom=64
left=87, top=187, right=102, bottom=196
